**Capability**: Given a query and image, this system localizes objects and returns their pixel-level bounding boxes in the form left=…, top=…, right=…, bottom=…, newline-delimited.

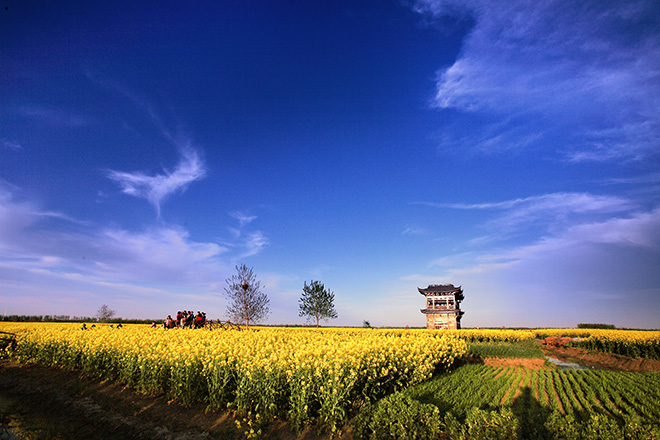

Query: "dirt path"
left=0, top=360, right=336, bottom=440
left=484, top=358, right=547, bottom=368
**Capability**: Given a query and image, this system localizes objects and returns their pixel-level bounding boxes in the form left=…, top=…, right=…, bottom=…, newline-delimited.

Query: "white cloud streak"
left=412, top=205, right=660, bottom=327
left=420, top=192, right=636, bottom=241
left=0, top=184, right=84, bottom=254
left=0, top=184, right=264, bottom=315
left=402, top=226, right=427, bottom=235
left=107, top=146, right=206, bottom=216
left=84, top=71, right=177, bottom=144
left=230, top=211, right=257, bottom=227
left=241, top=231, right=268, bottom=258
left=18, top=104, right=92, bottom=127
left=425, top=192, right=632, bottom=212
left=224, top=211, right=268, bottom=260
left=2, top=139, right=22, bottom=150
left=449, top=207, right=660, bottom=275
left=92, top=227, right=227, bottom=283
left=415, top=0, right=660, bottom=161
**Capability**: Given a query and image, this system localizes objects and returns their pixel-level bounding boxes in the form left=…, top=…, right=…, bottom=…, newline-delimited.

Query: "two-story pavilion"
left=419, top=284, right=464, bottom=330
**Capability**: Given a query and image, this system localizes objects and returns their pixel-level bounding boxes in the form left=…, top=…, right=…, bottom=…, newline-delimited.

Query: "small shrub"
left=623, top=415, right=660, bottom=440
left=583, top=414, right=623, bottom=440
left=353, top=393, right=443, bottom=440
left=354, top=398, right=521, bottom=440
left=462, top=407, right=518, bottom=440
left=545, top=411, right=581, bottom=439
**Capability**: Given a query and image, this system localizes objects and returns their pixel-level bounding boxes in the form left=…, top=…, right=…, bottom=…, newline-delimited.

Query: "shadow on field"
left=512, top=387, right=552, bottom=440
left=455, top=353, right=485, bottom=366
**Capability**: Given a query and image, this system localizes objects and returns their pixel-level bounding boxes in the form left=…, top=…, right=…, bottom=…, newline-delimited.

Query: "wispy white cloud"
left=18, top=104, right=92, bottom=127
left=240, top=231, right=268, bottom=259
left=84, top=71, right=177, bottom=143
left=409, top=205, right=660, bottom=327
left=85, top=77, right=207, bottom=217
left=519, top=207, right=660, bottom=253
left=93, top=226, right=227, bottom=282
left=603, top=172, right=660, bottom=186
left=415, top=0, right=660, bottom=161
left=439, top=207, right=660, bottom=285
left=448, top=208, right=659, bottom=272
left=420, top=192, right=636, bottom=241
left=230, top=211, right=257, bottom=227
left=0, top=184, right=85, bottom=253
left=402, top=225, right=427, bottom=235
left=2, top=139, right=22, bottom=150
left=0, top=182, right=272, bottom=316
left=434, top=117, right=546, bottom=156
left=308, top=264, right=336, bottom=279
left=0, top=185, right=237, bottom=311
left=0, top=187, right=40, bottom=250
left=415, top=188, right=660, bottom=324
left=569, top=121, right=660, bottom=162
left=223, top=211, right=268, bottom=259
left=423, top=192, right=631, bottom=212
left=107, top=145, right=206, bottom=216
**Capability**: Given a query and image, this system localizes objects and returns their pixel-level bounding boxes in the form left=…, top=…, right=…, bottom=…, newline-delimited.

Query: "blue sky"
left=2, top=0, right=659, bottom=328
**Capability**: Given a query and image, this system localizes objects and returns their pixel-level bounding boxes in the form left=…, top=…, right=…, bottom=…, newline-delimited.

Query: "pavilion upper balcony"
left=421, top=306, right=459, bottom=314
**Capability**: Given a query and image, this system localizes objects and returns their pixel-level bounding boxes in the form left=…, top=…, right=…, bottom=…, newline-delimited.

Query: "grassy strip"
left=468, top=338, right=544, bottom=359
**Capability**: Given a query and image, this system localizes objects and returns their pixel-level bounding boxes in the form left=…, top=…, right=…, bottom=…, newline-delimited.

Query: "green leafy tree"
left=298, top=280, right=338, bottom=328
left=224, top=264, right=269, bottom=329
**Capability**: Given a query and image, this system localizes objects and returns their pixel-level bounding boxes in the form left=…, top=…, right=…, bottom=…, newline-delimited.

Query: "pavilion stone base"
left=426, top=313, right=459, bottom=330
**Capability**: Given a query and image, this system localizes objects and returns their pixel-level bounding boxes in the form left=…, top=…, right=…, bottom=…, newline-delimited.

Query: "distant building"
left=419, top=284, right=464, bottom=330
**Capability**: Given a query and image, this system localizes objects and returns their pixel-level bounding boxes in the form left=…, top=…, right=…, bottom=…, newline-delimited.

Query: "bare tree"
left=224, top=264, right=269, bottom=329
left=96, top=304, right=116, bottom=322
left=298, top=280, right=338, bottom=328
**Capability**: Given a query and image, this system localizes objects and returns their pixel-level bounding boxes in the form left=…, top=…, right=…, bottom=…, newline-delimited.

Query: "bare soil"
left=484, top=358, right=547, bottom=369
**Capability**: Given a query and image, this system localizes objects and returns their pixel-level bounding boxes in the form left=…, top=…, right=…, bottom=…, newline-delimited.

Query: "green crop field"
left=355, top=365, right=660, bottom=439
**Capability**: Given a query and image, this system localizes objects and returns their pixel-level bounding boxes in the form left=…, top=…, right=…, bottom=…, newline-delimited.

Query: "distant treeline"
left=0, top=315, right=157, bottom=324
left=577, top=323, right=616, bottom=329
left=0, top=317, right=653, bottom=330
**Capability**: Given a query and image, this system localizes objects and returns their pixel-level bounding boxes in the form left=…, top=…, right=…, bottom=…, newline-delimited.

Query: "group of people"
left=162, top=310, right=207, bottom=329
left=81, top=323, right=122, bottom=330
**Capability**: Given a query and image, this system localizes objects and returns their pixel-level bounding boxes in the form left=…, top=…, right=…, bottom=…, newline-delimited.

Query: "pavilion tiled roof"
left=418, top=284, right=462, bottom=294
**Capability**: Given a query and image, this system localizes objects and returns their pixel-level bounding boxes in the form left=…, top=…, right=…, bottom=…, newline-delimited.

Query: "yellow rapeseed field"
left=3, top=323, right=658, bottom=433
left=2, top=323, right=466, bottom=432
